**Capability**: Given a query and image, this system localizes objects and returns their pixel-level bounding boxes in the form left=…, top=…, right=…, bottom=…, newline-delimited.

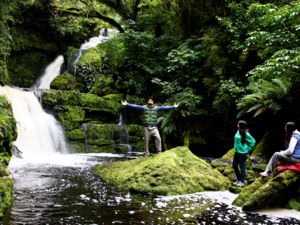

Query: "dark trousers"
left=232, top=152, right=248, bottom=182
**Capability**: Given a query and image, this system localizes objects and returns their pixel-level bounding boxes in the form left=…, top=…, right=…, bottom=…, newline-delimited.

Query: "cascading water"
left=73, top=28, right=114, bottom=66
left=32, top=55, right=64, bottom=89
left=0, top=86, right=69, bottom=159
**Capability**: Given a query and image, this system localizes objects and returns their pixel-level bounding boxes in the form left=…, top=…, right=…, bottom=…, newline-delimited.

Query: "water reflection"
left=4, top=153, right=300, bottom=224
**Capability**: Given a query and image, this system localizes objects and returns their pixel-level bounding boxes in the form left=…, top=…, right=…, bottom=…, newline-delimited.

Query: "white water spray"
left=33, top=55, right=64, bottom=89
left=0, top=86, right=69, bottom=159
left=73, top=28, right=117, bottom=65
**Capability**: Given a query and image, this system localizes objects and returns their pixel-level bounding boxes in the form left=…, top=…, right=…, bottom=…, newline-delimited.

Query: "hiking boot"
left=233, top=180, right=240, bottom=185
left=236, top=181, right=244, bottom=187
left=260, top=171, right=269, bottom=177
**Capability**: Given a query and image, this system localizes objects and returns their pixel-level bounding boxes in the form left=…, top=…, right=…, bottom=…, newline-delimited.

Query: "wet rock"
left=233, top=170, right=300, bottom=211
left=93, top=146, right=230, bottom=196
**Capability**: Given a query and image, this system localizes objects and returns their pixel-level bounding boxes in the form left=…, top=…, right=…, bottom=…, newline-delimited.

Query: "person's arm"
left=282, top=136, right=297, bottom=155
left=121, top=100, right=144, bottom=111
left=245, top=132, right=256, bottom=153
left=156, top=103, right=179, bottom=111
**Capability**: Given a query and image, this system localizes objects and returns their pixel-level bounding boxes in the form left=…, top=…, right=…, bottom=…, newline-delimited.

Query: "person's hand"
left=121, top=100, right=128, bottom=106
left=174, top=102, right=179, bottom=108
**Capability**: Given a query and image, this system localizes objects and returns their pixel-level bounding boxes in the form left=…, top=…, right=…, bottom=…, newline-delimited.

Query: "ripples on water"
left=3, top=153, right=300, bottom=224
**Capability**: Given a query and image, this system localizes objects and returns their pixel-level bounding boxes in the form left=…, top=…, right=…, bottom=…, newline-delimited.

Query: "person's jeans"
left=265, top=151, right=300, bottom=172
left=144, top=126, right=161, bottom=155
left=232, top=152, right=248, bottom=182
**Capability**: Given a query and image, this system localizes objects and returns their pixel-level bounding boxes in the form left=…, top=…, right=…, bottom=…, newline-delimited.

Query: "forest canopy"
left=0, top=0, right=299, bottom=156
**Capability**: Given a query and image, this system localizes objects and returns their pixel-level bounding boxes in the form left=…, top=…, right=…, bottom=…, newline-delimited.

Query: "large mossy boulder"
left=50, top=72, right=76, bottom=90
left=93, top=146, right=230, bottom=196
left=233, top=170, right=300, bottom=211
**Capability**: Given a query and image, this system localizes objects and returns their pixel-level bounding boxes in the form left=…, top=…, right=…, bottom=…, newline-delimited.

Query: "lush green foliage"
left=1, top=0, right=300, bottom=155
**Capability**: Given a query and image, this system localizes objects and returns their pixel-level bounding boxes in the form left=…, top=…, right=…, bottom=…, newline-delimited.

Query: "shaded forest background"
left=0, top=0, right=299, bottom=157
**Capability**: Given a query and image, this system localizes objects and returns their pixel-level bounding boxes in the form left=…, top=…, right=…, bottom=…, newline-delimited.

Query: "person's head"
left=147, top=98, right=154, bottom=106
left=285, top=121, right=296, bottom=134
left=237, top=120, right=248, bottom=131
left=237, top=120, right=248, bottom=144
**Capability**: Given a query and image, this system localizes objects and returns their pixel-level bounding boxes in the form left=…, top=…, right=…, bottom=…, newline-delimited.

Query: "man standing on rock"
left=121, top=98, right=179, bottom=156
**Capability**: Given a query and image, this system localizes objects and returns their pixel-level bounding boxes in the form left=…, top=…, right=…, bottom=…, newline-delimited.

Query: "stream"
left=4, top=153, right=300, bottom=225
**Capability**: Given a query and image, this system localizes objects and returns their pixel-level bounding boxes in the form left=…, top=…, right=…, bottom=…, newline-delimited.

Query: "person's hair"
left=285, top=121, right=296, bottom=145
left=238, top=120, right=248, bottom=144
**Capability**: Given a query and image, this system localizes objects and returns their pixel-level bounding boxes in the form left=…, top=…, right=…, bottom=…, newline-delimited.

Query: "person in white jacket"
left=260, top=121, right=300, bottom=176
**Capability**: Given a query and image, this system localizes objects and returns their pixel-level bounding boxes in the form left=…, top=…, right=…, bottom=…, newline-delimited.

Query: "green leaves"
left=237, top=78, right=291, bottom=117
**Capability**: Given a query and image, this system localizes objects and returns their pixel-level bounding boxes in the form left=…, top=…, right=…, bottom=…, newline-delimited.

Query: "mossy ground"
left=93, top=146, right=230, bottom=196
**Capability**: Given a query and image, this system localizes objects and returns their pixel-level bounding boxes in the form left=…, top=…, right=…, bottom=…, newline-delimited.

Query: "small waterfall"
left=0, top=86, right=69, bottom=158
left=117, top=113, right=132, bottom=153
left=33, top=55, right=64, bottom=89
left=73, top=28, right=116, bottom=68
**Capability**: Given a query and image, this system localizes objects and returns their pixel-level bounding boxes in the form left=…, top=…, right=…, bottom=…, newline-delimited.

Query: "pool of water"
left=3, top=153, right=300, bottom=224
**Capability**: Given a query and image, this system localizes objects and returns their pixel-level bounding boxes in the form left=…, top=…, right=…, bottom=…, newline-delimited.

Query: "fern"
left=237, top=78, right=290, bottom=117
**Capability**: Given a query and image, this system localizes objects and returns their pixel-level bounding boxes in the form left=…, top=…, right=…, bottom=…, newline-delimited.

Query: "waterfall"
left=33, top=55, right=64, bottom=89
left=73, top=28, right=116, bottom=67
left=0, top=86, right=69, bottom=158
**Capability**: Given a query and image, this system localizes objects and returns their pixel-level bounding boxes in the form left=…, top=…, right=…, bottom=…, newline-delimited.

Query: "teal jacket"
left=234, top=131, right=256, bottom=154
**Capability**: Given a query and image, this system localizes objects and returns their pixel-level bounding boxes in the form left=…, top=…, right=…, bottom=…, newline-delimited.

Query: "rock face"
left=41, top=89, right=144, bottom=153
left=93, top=146, right=230, bottom=196
left=0, top=95, right=17, bottom=219
left=233, top=170, right=300, bottom=211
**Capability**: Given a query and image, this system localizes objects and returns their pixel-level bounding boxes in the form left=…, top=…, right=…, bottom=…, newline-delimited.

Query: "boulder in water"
left=93, top=146, right=230, bottom=195
left=233, top=170, right=300, bottom=211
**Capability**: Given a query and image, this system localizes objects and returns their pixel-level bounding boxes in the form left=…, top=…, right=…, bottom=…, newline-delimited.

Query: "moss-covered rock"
left=66, top=129, right=85, bottom=140
left=50, top=72, right=76, bottom=90
left=127, top=124, right=144, bottom=151
left=233, top=170, right=300, bottom=211
left=42, top=89, right=120, bottom=115
left=0, top=95, right=16, bottom=219
left=78, top=48, right=104, bottom=67
left=0, top=96, right=17, bottom=155
left=93, top=146, right=230, bottom=196
left=287, top=198, right=300, bottom=211
left=0, top=176, right=13, bottom=218
left=89, top=74, right=114, bottom=96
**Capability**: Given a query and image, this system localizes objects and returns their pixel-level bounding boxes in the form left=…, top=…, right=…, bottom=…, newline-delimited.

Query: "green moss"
left=42, top=90, right=120, bottom=115
left=93, top=146, right=230, bottom=196
left=89, top=75, right=114, bottom=96
left=0, top=96, right=17, bottom=155
left=50, top=72, right=76, bottom=90
left=0, top=176, right=13, bottom=218
left=69, top=141, right=86, bottom=153
left=67, top=129, right=85, bottom=140
left=57, top=106, right=85, bottom=122
left=233, top=171, right=300, bottom=211
left=78, top=48, right=104, bottom=67
left=96, top=35, right=125, bottom=67
left=0, top=56, right=9, bottom=85
left=252, top=132, right=274, bottom=161
left=287, top=198, right=300, bottom=211
left=221, top=148, right=235, bottom=160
